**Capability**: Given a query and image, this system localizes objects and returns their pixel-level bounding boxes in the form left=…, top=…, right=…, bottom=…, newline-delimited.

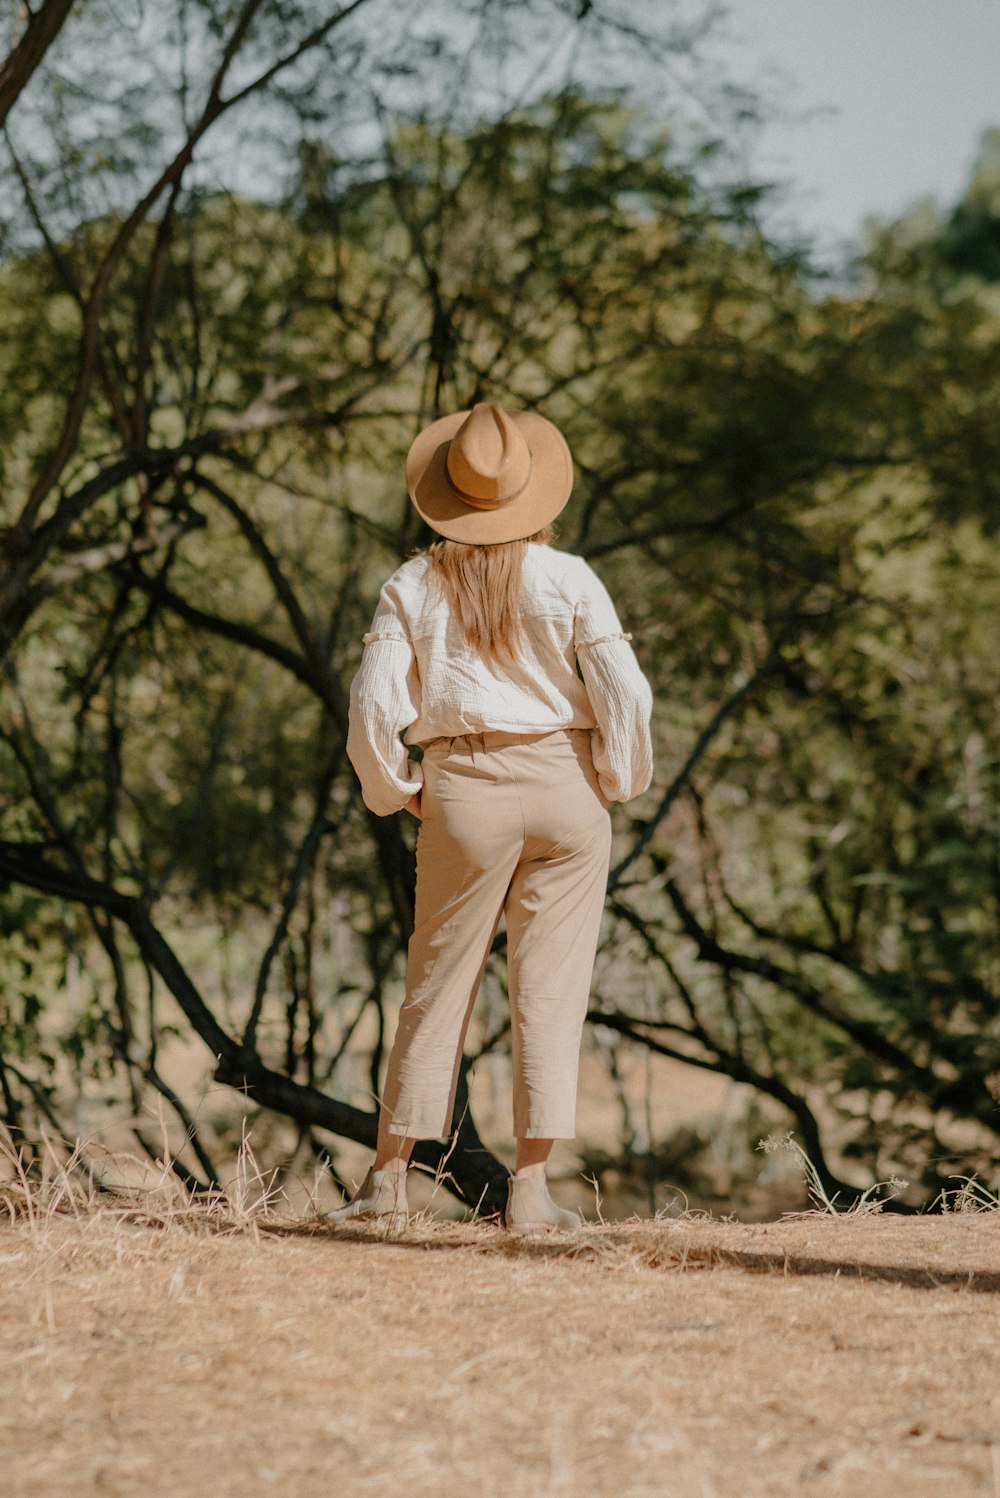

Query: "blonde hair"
left=426, top=525, right=556, bottom=664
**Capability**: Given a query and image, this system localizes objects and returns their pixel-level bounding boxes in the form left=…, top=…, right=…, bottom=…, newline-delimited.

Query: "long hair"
left=426, top=524, right=556, bottom=664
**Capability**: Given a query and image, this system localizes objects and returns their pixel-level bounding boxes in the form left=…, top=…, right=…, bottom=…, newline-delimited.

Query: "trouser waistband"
left=419, top=727, right=591, bottom=754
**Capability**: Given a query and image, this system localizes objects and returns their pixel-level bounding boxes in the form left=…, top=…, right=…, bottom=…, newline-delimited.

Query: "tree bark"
left=0, top=0, right=75, bottom=129
left=0, top=840, right=510, bottom=1217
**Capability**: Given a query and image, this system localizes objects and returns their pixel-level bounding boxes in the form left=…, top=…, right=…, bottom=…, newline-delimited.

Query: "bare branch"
left=0, top=839, right=508, bottom=1213
left=589, top=1007, right=918, bottom=1214
left=609, top=644, right=783, bottom=889
left=243, top=793, right=340, bottom=1052
left=0, top=0, right=75, bottom=129
left=5, top=0, right=379, bottom=543
left=13, top=518, right=197, bottom=618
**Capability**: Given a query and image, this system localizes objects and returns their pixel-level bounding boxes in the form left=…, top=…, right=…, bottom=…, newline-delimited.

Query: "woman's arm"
left=573, top=561, right=654, bottom=804
left=346, top=582, right=423, bottom=817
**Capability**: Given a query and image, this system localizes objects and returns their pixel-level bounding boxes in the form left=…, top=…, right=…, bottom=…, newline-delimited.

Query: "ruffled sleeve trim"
left=363, top=630, right=410, bottom=646
left=577, top=631, right=633, bottom=650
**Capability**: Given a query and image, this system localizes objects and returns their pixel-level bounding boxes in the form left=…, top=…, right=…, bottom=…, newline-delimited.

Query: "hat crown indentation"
left=446, top=403, right=532, bottom=507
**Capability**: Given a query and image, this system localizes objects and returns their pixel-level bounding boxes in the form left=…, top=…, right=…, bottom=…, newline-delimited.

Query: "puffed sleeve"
left=573, top=560, right=654, bottom=803
left=346, top=576, right=424, bottom=816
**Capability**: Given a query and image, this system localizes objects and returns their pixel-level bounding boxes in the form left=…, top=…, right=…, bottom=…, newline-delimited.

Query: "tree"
left=1, top=1, right=731, bottom=1213
left=1, top=2, right=998, bottom=1214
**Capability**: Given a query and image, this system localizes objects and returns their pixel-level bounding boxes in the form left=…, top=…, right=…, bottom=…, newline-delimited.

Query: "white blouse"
left=347, top=544, right=654, bottom=815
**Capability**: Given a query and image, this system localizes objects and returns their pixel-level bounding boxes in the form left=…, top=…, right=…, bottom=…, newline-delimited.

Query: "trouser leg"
left=379, top=749, right=519, bottom=1139
left=505, top=738, right=613, bottom=1139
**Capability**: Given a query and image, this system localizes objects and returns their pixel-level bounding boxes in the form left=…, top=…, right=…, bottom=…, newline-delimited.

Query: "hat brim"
left=405, top=409, right=573, bottom=544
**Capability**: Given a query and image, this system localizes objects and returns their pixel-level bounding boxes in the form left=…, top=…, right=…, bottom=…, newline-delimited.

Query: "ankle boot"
left=326, top=1166, right=408, bottom=1227
left=504, top=1175, right=583, bottom=1236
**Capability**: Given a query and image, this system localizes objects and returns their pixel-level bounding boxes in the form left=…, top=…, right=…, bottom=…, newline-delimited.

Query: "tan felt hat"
left=404, top=402, right=573, bottom=544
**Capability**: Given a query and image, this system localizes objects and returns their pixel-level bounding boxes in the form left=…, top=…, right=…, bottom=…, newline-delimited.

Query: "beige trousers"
left=380, top=728, right=613, bottom=1141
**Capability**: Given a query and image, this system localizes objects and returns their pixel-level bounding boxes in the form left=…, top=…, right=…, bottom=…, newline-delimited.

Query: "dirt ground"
left=3, top=1201, right=999, bottom=1498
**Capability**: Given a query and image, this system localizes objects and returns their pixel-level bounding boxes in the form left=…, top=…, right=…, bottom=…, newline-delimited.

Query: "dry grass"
left=3, top=1128, right=1000, bottom=1498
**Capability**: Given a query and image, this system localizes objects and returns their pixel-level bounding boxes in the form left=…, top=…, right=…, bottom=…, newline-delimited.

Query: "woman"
left=331, top=401, right=653, bottom=1235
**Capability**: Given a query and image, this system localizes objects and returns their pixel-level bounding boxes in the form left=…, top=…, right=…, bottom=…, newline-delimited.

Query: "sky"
left=706, top=0, right=1000, bottom=255
left=11, top=0, right=997, bottom=271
